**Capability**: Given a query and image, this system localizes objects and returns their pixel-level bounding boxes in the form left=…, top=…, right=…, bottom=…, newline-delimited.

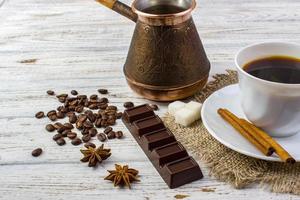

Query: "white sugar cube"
left=168, top=101, right=186, bottom=116
left=185, top=101, right=202, bottom=120
left=174, top=108, right=196, bottom=127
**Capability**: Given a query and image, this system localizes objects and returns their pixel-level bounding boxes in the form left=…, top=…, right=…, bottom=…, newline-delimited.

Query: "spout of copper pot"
left=96, top=0, right=138, bottom=22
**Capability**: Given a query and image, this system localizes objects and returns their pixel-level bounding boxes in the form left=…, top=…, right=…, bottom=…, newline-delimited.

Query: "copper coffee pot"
left=96, top=0, right=210, bottom=101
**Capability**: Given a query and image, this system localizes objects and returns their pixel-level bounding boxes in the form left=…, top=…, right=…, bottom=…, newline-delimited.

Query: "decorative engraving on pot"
left=124, top=18, right=210, bottom=87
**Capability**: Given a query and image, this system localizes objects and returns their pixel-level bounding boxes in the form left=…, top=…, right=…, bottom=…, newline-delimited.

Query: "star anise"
left=104, top=164, right=140, bottom=188
left=80, top=144, right=111, bottom=167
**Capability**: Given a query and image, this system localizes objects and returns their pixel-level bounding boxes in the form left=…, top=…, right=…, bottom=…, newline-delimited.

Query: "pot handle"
left=96, top=0, right=138, bottom=22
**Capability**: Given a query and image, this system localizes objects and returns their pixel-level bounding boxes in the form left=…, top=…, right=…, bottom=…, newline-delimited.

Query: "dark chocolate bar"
left=122, top=104, right=203, bottom=188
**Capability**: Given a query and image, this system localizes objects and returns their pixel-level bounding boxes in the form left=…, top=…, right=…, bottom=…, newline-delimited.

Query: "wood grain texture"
left=0, top=0, right=299, bottom=199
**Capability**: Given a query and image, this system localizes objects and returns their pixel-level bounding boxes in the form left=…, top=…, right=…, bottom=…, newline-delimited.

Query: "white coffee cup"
left=235, top=42, right=300, bottom=137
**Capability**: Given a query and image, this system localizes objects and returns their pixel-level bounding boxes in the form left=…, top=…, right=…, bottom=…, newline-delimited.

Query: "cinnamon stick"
left=217, top=108, right=273, bottom=156
left=240, top=119, right=295, bottom=164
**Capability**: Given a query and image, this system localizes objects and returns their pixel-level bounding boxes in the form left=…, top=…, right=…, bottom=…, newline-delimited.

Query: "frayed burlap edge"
left=163, top=70, right=300, bottom=195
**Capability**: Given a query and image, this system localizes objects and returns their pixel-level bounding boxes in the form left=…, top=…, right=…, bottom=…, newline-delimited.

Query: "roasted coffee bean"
left=53, top=133, right=63, bottom=141
left=123, top=102, right=134, bottom=108
left=87, top=112, right=96, bottom=123
left=35, top=111, right=45, bottom=119
left=83, top=121, right=93, bottom=129
left=107, top=131, right=116, bottom=139
left=99, top=103, right=108, bottom=110
left=88, top=103, right=98, bottom=110
left=67, top=132, right=77, bottom=139
left=149, top=104, right=159, bottom=111
left=56, top=111, right=65, bottom=119
left=53, top=122, right=64, bottom=129
left=58, top=97, right=67, bottom=103
left=49, top=114, right=57, bottom=121
left=115, top=131, right=123, bottom=139
left=116, top=112, right=123, bottom=119
left=81, top=128, right=89, bottom=135
left=71, top=138, right=82, bottom=146
left=97, top=133, right=107, bottom=142
left=78, top=95, right=87, bottom=99
left=47, top=110, right=57, bottom=117
left=89, top=128, right=98, bottom=137
left=61, top=130, right=70, bottom=137
left=95, top=119, right=102, bottom=128
left=56, top=138, right=66, bottom=146
left=32, top=148, right=42, bottom=157
left=75, top=106, right=84, bottom=113
left=69, top=100, right=78, bottom=107
left=84, top=142, right=96, bottom=149
left=46, top=124, right=56, bottom=132
left=107, top=105, right=117, bottom=111
left=56, top=94, right=68, bottom=98
left=69, top=113, right=77, bottom=124
left=71, top=90, right=78, bottom=95
left=98, top=89, right=108, bottom=94
left=84, top=110, right=93, bottom=115
left=84, top=101, right=90, bottom=107
left=76, top=121, right=84, bottom=130
left=64, top=123, right=74, bottom=129
left=104, top=127, right=113, bottom=135
left=99, top=97, right=108, bottom=104
left=78, top=114, right=87, bottom=122
left=101, top=114, right=108, bottom=120
left=107, top=118, right=116, bottom=126
left=82, top=134, right=91, bottom=143
left=66, top=111, right=75, bottom=117
left=47, top=90, right=55, bottom=95
left=57, top=106, right=64, bottom=111
left=90, top=94, right=98, bottom=100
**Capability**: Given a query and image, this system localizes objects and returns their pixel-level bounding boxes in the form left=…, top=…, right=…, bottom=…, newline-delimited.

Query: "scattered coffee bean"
left=47, top=90, right=55, bottom=95
left=78, top=114, right=87, bottom=122
left=89, top=128, right=97, bottom=137
left=71, top=137, right=82, bottom=146
left=97, top=133, right=107, bottom=142
left=76, top=120, right=84, bottom=130
left=107, top=105, right=117, bottom=111
left=53, top=133, right=63, bottom=141
left=56, top=94, right=68, bottom=98
left=90, top=94, right=98, bottom=100
left=82, top=134, right=91, bottom=143
left=107, top=131, right=116, bottom=139
left=104, top=127, right=113, bottom=135
left=57, top=126, right=65, bottom=133
left=67, top=132, right=77, bottom=139
left=46, top=124, right=55, bottom=132
left=75, top=106, right=84, bottom=113
left=149, top=104, right=159, bottom=111
left=95, top=118, right=102, bottom=128
left=35, top=111, right=45, bottom=119
left=58, top=96, right=67, bottom=103
left=124, top=102, right=134, bottom=108
left=71, top=90, right=78, bottom=95
left=88, top=103, right=98, bottom=110
left=56, top=138, right=66, bottom=146
left=99, top=97, right=108, bottom=104
left=69, top=113, right=77, bottom=123
left=53, top=122, right=63, bottom=129
left=99, top=103, right=108, bottom=110
left=98, top=89, right=108, bottom=94
left=87, top=112, right=96, bottom=123
left=32, top=148, right=42, bottom=157
left=64, top=123, right=74, bottom=129
left=115, top=131, right=123, bottom=139
left=84, top=142, right=96, bottom=149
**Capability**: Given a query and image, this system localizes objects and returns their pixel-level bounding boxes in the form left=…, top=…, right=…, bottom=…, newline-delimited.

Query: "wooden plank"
left=0, top=0, right=299, bottom=199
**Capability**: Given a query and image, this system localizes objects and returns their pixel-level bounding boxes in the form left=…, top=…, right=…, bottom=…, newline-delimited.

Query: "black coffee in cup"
left=243, top=56, right=300, bottom=84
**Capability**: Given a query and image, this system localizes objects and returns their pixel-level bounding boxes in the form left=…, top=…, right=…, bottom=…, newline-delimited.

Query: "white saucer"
left=201, top=84, right=300, bottom=162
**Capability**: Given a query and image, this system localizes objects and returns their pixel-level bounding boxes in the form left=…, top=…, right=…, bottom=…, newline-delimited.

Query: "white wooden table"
left=0, top=0, right=299, bottom=199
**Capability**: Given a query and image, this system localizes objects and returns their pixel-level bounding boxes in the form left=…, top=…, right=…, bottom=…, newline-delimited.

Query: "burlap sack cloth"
left=163, top=70, right=300, bottom=195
